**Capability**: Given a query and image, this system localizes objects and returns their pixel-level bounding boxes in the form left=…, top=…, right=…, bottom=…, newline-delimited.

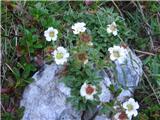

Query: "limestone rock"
left=21, top=65, right=81, bottom=120
left=21, top=48, right=142, bottom=120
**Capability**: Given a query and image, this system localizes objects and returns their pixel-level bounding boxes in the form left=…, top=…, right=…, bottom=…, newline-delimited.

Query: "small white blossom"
left=84, top=59, right=88, bottom=64
left=88, top=42, right=93, bottom=46
left=123, top=98, right=139, bottom=117
left=108, top=45, right=127, bottom=64
left=107, top=22, right=118, bottom=36
left=44, top=27, right=58, bottom=41
left=52, top=46, right=69, bottom=65
left=71, top=22, right=86, bottom=34
left=80, top=83, right=97, bottom=100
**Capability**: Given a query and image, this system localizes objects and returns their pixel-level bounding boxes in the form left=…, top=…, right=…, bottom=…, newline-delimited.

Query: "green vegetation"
left=1, top=1, right=160, bottom=120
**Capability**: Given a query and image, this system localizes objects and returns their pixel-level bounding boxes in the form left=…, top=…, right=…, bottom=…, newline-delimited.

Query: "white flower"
left=113, top=112, right=131, bottom=120
left=88, top=42, right=93, bottom=46
left=52, top=46, right=69, bottom=65
left=123, top=98, right=139, bottom=117
left=80, top=83, right=97, bottom=100
left=107, top=22, right=118, bottom=36
left=84, top=59, right=88, bottom=64
left=44, top=27, right=58, bottom=41
left=108, top=45, right=127, bottom=64
left=71, top=22, right=86, bottom=34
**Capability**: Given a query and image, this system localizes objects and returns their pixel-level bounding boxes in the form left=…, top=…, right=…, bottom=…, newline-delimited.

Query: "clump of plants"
left=42, top=17, right=139, bottom=119
left=2, top=1, right=159, bottom=120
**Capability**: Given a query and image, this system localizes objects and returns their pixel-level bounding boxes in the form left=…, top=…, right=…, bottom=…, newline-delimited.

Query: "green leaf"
left=108, top=84, right=115, bottom=92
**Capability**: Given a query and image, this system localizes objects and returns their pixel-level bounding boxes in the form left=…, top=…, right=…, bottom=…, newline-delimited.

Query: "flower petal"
left=46, top=36, right=52, bottom=41
left=113, top=30, right=118, bottom=36
left=72, top=22, right=86, bottom=34
left=107, top=27, right=112, bottom=33
left=133, top=110, right=138, bottom=117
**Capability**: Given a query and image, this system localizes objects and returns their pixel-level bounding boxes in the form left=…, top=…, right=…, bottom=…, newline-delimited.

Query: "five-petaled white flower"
left=71, top=22, right=86, bottom=34
left=80, top=83, right=97, bottom=100
left=107, top=22, right=118, bottom=36
left=123, top=98, right=139, bottom=117
left=44, top=27, right=58, bottom=41
left=52, top=46, right=69, bottom=65
left=108, top=45, right=128, bottom=64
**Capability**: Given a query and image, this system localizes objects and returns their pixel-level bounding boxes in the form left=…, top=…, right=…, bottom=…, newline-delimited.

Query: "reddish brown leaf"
left=16, top=45, right=22, bottom=57
left=25, top=52, right=30, bottom=63
left=1, top=87, right=14, bottom=94
left=34, top=55, right=44, bottom=67
left=44, top=46, right=55, bottom=54
left=4, top=1, right=15, bottom=11
left=58, top=64, right=68, bottom=76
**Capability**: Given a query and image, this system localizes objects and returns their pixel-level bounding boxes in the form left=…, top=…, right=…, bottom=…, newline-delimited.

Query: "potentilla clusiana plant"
left=43, top=19, right=139, bottom=119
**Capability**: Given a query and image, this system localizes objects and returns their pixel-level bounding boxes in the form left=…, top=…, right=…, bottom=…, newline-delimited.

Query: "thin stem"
left=0, top=102, right=6, bottom=113
left=112, top=0, right=124, bottom=19
left=137, top=1, right=154, bottom=50
left=143, top=72, right=160, bottom=104
left=134, top=49, right=155, bottom=56
left=96, top=13, right=103, bottom=28
left=117, top=35, right=125, bottom=44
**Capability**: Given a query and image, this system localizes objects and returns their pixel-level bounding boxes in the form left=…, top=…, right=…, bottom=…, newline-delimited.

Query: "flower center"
left=110, top=24, right=116, bottom=31
left=56, top=52, right=63, bottom=59
left=113, top=51, right=120, bottom=58
left=85, top=85, right=94, bottom=95
left=49, top=31, right=55, bottom=37
left=80, top=33, right=91, bottom=43
left=118, top=112, right=128, bottom=120
left=77, top=53, right=88, bottom=61
left=127, top=104, right=133, bottom=111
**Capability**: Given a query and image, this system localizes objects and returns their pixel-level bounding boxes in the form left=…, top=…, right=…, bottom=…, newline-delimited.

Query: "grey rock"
left=95, top=115, right=110, bottom=120
left=115, top=48, right=142, bottom=102
left=21, top=48, right=142, bottom=120
left=21, top=65, right=81, bottom=120
left=99, top=71, right=113, bottom=103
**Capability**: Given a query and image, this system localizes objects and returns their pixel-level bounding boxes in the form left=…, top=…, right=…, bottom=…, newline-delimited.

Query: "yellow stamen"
left=56, top=53, right=63, bottom=59
left=49, top=31, right=55, bottom=37
left=113, top=51, right=120, bottom=58
left=110, top=24, right=116, bottom=31
left=127, top=104, right=133, bottom=111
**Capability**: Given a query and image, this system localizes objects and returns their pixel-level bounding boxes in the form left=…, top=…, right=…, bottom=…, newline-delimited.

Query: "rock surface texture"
left=21, top=48, right=142, bottom=120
